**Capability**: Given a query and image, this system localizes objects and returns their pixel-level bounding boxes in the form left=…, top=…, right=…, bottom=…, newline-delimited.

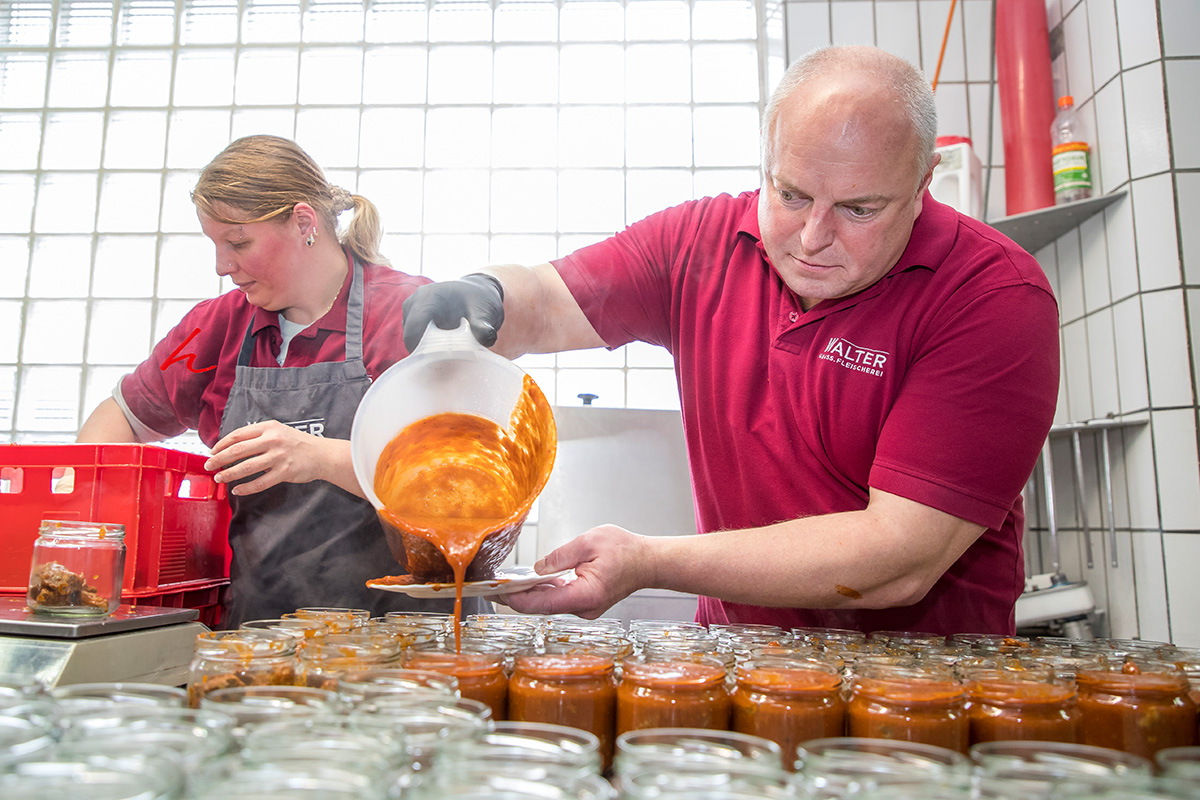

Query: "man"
left=402, top=45, right=1060, bottom=635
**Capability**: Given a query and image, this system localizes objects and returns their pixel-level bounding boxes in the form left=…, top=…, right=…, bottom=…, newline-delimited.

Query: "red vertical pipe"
left=995, top=0, right=1056, bottom=216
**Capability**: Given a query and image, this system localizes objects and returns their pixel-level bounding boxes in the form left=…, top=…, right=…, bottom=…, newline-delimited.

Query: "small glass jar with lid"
left=27, top=520, right=125, bottom=616
left=188, top=628, right=299, bottom=707
left=1076, top=657, right=1198, bottom=758
left=847, top=657, right=969, bottom=754
left=616, top=653, right=731, bottom=735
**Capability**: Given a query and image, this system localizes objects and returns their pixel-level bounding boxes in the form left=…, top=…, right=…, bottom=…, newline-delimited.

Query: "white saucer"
left=367, top=567, right=573, bottom=598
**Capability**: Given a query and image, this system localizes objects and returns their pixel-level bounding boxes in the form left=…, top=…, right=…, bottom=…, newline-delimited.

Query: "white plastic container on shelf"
left=929, top=135, right=984, bottom=220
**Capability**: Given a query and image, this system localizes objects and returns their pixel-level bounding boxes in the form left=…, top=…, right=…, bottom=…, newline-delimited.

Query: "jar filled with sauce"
left=847, top=658, right=969, bottom=754
left=509, top=649, right=617, bottom=769
left=188, top=629, right=299, bottom=708
left=297, top=632, right=403, bottom=691
left=1076, top=657, right=1198, bottom=758
left=961, top=664, right=1079, bottom=745
left=407, top=647, right=509, bottom=721
left=27, top=520, right=126, bottom=616
left=616, top=653, right=731, bottom=735
left=731, top=656, right=845, bottom=768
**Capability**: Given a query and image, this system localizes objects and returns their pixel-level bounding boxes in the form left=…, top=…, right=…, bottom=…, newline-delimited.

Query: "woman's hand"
left=206, top=421, right=356, bottom=496
left=501, top=525, right=659, bottom=619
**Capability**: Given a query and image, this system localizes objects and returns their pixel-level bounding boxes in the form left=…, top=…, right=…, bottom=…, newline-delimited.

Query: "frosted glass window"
left=627, top=340, right=674, bottom=367
left=557, top=368, right=624, bottom=407
left=0, top=54, right=49, bottom=108
left=48, top=52, right=109, bottom=107
left=88, top=300, right=154, bottom=363
left=559, top=347, right=624, bottom=367
left=358, top=170, right=424, bottom=233
left=174, top=51, right=236, bottom=106
left=561, top=44, right=625, bottom=103
left=694, top=105, right=759, bottom=167
left=491, top=170, right=557, bottom=233
left=626, top=106, right=692, bottom=167
left=303, top=0, right=366, bottom=43
left=559, top=107, right=624, bottom=168
left=111, top=51, right=173, bottom=106
left=0, top=1, right=53, bottom=46
left=494, top=46, right=558, bottom=104
left=495, top=2, right=558, bottom=42
left=693, top=0, right=756, bottom=40
left=243, top=0, right=302, bottom=43
left=0, top=175, right=36, bottom=234
left=626, top=44, right=691, bottom=103
left=425, top=107, right=491, bottom=168
left=299, top=48, right=364, bottom=105
left=23, top=300, right=87, bottom=362
left=98, top=173, right=163, bottom=233
left=560, top=1, right=623, bottom=41
left=104, top=111, right=169, bottom=169
left=422, top=234, right=490, bottom=281
left=693, top=43, right=758, bottom=102
left=428, top=45, right=493, bottom=104
left=161, top=171, right=204, bottom=233
left=361, top=109, right=426, bottom=168
left=429, top=2, right=492, bottom=42
left=0, top=238, right=31, bottom=296
left=84, top=366, right=132, bottom=419
left=0, top=368, right=14, bottom=430
left=489, top=234, right=557, bottom=265
left=29, top=237, right=92, bottom=298
left=0, top=302, right=21, bottom=361
left=42, top=113, right=104, bottom=170
left=363, top=47, right=428, bottom=104
left=181, top=0, right=239, bottom=44
left=93, top=236, right=157, bottom=297
left=118, top=1, right=175, bottom=45
left=56, top=1, right=115, bottom=47
left=558, top=169, right=624, bottom=232
left=383, top=234, right=423, bottom=272
left=34, top=174, right=99, bottom=234
left=626, top=169, right=692, bottom=224
left=627, top=0, right=689, bottom=41
left=167, top=110, right=233, bottom=169
left=158, top=235, right=223, bottom=298
left=17, top=366, right=81, bottom=432
left=492, top=107, right=558, bottom=168
left=230, top=108, right=296, bottom=140
left=366, top=2, right=428, bottom=44
left=236, top=49, right=300, bottom=105
left=694, top=168, right=759, bottom=198
left=296, top=109, right=361, bottom=168
left=423, top=169, right=490, bottom=233
left=628, top=368, right=680, bottom=410
left=155, top=299, right=200, bottom=342
left=0, top=115, right=42, bottom=170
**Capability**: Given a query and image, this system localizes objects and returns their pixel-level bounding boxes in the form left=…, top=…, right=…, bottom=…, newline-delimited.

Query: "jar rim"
left=38, top=520, right=126, bottom=539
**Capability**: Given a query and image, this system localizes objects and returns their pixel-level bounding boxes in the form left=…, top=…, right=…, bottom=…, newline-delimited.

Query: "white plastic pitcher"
left=350, top=320, right=541, bottom=510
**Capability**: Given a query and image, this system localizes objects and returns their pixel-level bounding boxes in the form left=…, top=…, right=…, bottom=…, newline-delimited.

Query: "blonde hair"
left=192, top=135, right=390, bottom=266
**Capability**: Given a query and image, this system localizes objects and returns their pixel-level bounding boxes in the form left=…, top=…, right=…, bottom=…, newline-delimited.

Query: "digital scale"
left=0, top=596, right=207, bottom=687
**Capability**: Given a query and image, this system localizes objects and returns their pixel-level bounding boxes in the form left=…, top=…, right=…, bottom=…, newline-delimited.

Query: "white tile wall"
left=1079, top=212, right=1111, bottom=313
left=1131, top=530, right=1171, bottom=642
left=786, top=1, right=831, bottom=58
left=1120, top=421, right=1160, bottom=530
left=1086, top=0, right=1121, bottom=89
left=1122, top=63, right=1171, bottom=179
left=1062, top=318, right=1095, bottom=421
left=1141, top=289, right=1194, bottom=409
left=1103, top=198, right=1138, bottom=301
left=875, top=1, right=923, bottom=69
left=934, top=83, right=971, bottom=140
left=1062, top=1, right=1095, bottom=101
left=1151, top=408, right=1200, bottom=531
left=1166, top=59, right=1200, bottom=170
left=1182, top=174, right=1200, bottom=286
left=1114, top=0, right=1162, bottom=68
left=1163, top=532, right=1200, bottom=645
left=919, top=0, right=964, bottom=82
left=1092, top=78, right=1129, bottom=194
left=1160, top=0, right=1200, bottom=58
left=962, top=0, right=993, bottom=82
left=1085, top=309, right=1119, bottom=417
left=1055, top=229, right=1086, bottom=322
left=1103, top=531, right=1137, bottom=638
left=1111, top=295, right=1150, bottom=413
left=830, top=0, right=875, bottom=46
left=1131, top=173, right=1181, bottom=291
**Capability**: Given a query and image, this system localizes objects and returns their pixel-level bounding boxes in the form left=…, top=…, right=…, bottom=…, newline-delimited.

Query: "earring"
left=306, top=228, right=316, bottom=247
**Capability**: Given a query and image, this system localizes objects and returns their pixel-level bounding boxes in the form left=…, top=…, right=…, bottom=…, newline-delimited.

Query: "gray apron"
left=218, top=258, right=488, bottom=628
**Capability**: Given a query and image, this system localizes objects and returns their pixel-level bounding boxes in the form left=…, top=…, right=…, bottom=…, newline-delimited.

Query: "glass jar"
left=187, top=629, right=299, bottom=707
left=27, top=520, right=125, bottom=616
left=847, top=658, right=969, bottom=754
left=731, top=657, right=845, bottom=768
left=336, top=667, right=460, bottom=707
left=614, top=727, right=784, bottom=779
left=616, top=654, right=731, bottom=735
left=509, top=650, right=617, bottom=769
left=970, top=739, right=1154, bottom=782
left=283, top=607, right=370, bottom=633
left=407, top=648, right=509, bottom=720
left=432, top=720, right=603, bottom=777
left=0, top=755, right=184, bottom=800
left=1076, top=658, right=1198, bottom=758
left=50, top=682, right=188, bottom=716
left=962, top=665, right=1079, bottom=745
left=298, top=632, right=404, bottom=691
left=199, top=685, right=341, bottom=742
left=794, top=736, right=970, bottom=799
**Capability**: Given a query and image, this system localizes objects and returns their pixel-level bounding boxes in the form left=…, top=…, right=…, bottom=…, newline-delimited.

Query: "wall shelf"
left=987, top=191, right=1127, bottom=254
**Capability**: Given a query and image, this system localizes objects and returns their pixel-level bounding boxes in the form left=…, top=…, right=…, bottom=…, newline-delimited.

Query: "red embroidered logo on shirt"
left=159, top=327, right=217, bottom=373
left=818, top=337, right=888, bottom=377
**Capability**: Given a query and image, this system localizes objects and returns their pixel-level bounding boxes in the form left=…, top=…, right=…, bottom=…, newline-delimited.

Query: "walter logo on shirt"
left=818, top=337, right=889, bottom=377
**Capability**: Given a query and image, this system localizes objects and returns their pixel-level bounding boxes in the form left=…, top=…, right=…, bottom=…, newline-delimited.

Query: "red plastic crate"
left=0, top=444, right=232, bottom=597
left=125, top=583, right=227, bottom=629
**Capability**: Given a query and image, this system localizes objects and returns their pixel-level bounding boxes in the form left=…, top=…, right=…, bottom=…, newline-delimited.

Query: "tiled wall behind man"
left=782, top=0, right=1200, bottom=644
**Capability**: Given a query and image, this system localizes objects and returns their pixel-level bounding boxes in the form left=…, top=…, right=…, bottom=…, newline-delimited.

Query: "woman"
left=78, top=135, right=489, bottom=627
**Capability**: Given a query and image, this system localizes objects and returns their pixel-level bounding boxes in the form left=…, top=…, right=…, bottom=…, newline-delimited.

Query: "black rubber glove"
left=401, top=273, right=505, bottom=352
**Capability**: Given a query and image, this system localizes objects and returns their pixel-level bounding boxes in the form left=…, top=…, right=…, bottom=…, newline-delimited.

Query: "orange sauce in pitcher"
left=369, top=374, right=554, bottom=650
